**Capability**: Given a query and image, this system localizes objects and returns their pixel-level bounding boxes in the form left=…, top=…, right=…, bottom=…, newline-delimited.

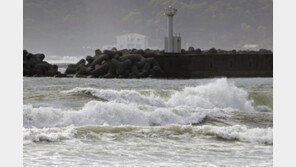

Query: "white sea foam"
left=23, top=125, right=77, bottom=144
left=23, top=101, right=229, bottom=128
left=24, top=78, right=261, bottom=128
left=167, top=78, right=254, bottom=111
left=62, top=87, right=166, bottom=107
left=255, top=105, right=273, bottom=112
left=195, top=125, right=273, bottom=144
left=24, top=102, right=148, bottom=128
left=23, top=124, right=272, bottom=145
left=23, top=78, right=273, bottom=167
left=63, top=78, right=255, bottom=111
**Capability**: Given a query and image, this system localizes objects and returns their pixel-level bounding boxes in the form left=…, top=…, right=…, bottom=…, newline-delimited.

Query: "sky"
left=24, top=0, right=273, bottom=56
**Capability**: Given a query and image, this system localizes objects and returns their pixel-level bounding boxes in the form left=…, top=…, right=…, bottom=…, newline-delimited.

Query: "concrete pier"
left=153, top=53, right=273, bottom=78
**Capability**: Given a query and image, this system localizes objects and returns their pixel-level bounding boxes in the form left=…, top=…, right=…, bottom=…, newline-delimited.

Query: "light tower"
left=164, top=6, right=181, bottom=53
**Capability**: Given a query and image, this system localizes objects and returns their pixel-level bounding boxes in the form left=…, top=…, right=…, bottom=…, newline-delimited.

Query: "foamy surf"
left=23, top=124, right=272, bottom=145
left=166, top=78, right=254, bottom=111
left=23, top=101, right=229, bottom=128
left=195, top=125, right=273, bottom=144
left=23, top=125, right=77, bottom=144
left=23, top=77, right=273, bottom=167
left=24, top=78, right=272, bottom=128
left=62, top=78, right=261, bottom=111
left=62, top=87, right=166, bottom=107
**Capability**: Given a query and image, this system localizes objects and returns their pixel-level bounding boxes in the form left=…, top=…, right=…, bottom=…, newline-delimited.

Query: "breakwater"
left=23, top=50, right=61, bottom=77
left=23, top=49, right=273, bottom=78
left=153, top=53, right=273, bottom=78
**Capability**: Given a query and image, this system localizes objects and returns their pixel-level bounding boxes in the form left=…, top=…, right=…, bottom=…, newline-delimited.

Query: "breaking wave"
left=166, top=78, right=254, bottom=111
left=62, top=78, right=257, bottom=112
left=195, top=125, right=273, bottom=144
left=23, top=102, right=228, bottom=128
left=23, top=124, right=272, bottom=145
left=24, top=78, right=273, bottom=128
left=23, top=126, right=77, bottom=144
left=62, top=87, right=166, bottom=107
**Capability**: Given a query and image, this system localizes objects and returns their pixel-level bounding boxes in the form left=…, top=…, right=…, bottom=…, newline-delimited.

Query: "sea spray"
left=24, top=78, right=268, bottom=128
left=63, top=78, right=256, bottom=111
left=167, top=78, right=254, bottom=111
left=23, top=77, right=273, bottom=166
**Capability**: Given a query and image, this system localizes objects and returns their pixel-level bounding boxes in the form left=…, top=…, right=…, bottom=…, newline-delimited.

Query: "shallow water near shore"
left=23, top=77, right=273, bottom=167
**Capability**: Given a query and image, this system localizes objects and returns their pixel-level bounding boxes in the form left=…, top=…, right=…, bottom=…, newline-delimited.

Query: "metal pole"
left=168, top=15, right=173, bottom=52
left=164, top=6, right=177, bottom=53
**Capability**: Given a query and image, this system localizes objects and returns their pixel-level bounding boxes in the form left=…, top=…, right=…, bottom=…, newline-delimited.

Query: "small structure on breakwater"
left=164, top=6, right=181, bottom=53
left=103, top=33, right=150, bottom=50
left=116, top=33, right=149, bottom=50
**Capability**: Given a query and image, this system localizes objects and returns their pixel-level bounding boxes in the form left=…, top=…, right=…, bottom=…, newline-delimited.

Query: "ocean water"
left=23, top=77, right=273, bottom=167
left=46, top=55, right=85, bottom=73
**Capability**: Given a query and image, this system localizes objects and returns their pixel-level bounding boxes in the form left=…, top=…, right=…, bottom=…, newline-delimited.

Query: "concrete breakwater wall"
left=23, top=49, right=273, bottom=78
left=153, top=53, right=273, bottom=78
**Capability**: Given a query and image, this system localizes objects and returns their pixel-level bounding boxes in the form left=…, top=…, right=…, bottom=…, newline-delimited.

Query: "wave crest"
left=24, top=124, right=272, bottom=145
left=24, top=78, right=271, bottom=129
left=63, top=78, right=256, bottom=112
left=23, top=101, right=229, bottom=128
left=62, top=87, right=165, bottom=107
left=167, top=78, right=254, bottom=111
left=23, top=126, right=77, bottom=144
left=196, top=125, right=273, bottom=144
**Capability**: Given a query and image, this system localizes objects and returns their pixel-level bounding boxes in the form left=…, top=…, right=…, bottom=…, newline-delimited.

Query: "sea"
left=23, top=55, right=273, bottom=166
left=23, top=73, right=273, bottom=167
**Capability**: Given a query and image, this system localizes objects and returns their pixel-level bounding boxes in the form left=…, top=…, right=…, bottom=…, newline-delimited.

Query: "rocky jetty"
left=23, top=47, right=273, bottom=78
left=64, top=48, right=165, bottom=78
left=23, top=50, right=61, bottom=77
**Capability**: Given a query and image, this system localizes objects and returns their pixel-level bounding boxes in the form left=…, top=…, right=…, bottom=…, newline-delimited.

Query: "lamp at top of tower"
left=164, top=6, right=177, bottom=16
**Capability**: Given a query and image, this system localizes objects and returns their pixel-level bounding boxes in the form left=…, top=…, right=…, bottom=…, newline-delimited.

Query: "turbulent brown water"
left=23, top=77, right=273, bottom=167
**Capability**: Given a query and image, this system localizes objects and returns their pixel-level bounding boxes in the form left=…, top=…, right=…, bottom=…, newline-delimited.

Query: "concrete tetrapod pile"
left=23, top=50, right=60, bottom=77
left=64, top=49, right=165, bottom=78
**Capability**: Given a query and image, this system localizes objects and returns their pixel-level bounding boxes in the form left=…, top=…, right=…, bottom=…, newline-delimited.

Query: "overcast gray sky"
left=24, top=0, right=272, bottom=56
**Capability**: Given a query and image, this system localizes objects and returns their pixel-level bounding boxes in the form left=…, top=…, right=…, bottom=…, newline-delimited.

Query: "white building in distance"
left=116, top=33, right=149, bottom=50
